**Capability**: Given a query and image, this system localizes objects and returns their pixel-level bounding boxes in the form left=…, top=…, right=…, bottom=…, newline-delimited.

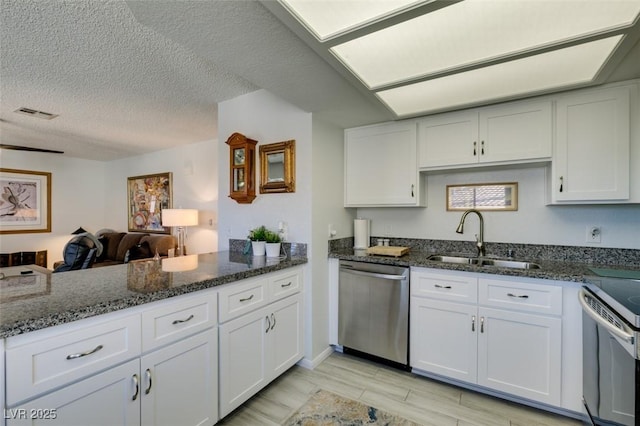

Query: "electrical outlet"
left=586, top=226, right=601, bottom=243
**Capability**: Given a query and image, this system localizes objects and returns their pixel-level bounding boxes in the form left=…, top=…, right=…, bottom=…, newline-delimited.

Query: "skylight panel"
left=376, top=36, right=623, bottom=116
left=278, top=0, right=425, bottom=41
left=331, top=0, right=640, bottom=89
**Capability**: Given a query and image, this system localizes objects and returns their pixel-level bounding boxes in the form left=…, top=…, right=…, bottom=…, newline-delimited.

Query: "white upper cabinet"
left=550, top=85, right=631, bottom=203
left=417, top=110, right=478, bottom=168
left=344, top=121, right=424, bottom=207
left=418, top=100, right=552, bottom=170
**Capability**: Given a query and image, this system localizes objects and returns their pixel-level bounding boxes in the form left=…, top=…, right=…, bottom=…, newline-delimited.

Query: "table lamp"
left=161, top=209, right=198, bottom=256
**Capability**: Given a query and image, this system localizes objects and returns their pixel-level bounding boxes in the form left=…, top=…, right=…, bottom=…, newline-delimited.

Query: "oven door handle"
left=579, top=288, right=635, bottom=345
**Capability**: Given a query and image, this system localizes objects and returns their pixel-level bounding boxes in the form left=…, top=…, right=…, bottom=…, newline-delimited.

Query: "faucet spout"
left=456, top=209, right=485, bottom=257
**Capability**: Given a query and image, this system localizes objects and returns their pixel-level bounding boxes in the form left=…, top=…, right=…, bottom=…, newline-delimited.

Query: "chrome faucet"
left=455, top=209, right=486, bottom=257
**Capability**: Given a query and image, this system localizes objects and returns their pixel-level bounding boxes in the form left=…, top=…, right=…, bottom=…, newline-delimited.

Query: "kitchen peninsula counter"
left=0, top=251, right=307, bottom=339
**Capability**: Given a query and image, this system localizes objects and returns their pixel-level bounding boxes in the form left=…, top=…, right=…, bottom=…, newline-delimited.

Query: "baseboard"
left=297, top=346, right=334, bottom=370
left=412, top=367, right=585, bottom=421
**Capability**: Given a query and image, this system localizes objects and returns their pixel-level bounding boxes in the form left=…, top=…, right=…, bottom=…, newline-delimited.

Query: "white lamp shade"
left=162, top=209, right=198, bottom=227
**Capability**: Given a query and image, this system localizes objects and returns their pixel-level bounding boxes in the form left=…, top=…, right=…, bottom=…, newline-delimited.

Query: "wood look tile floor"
left=218, top=352, right=583, bottom=426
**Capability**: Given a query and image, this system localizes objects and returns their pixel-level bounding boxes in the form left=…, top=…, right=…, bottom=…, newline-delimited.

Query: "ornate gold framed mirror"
left=259, top=140, right=295, bottom=194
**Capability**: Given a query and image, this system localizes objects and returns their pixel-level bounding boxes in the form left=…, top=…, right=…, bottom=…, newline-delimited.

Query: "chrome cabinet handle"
left=132, top=374, right=140, bottom=401
left=434, top=284, right=452, bottom=289
left=559, top=176, right=563, bottom=193
left=239, top=294, right=254, bottom=302
left=265, top=315, right=271, bottom=333
left=411, top=184, right=415, bottom=197
left=480, top=317, right=485, bottom=333
left=481, top=140, right=485, bottom=155
left=473, top=141, right=477, bottom=156
left=172, top=314, right=194, bottom=325
left=507, top=293, right=529, bottom=299
left=66, top=344, right=104, bottom=360
left=281, top=282, right=292, bottom=288
left=145, top=368, right=152, bottom=395
left=471, top=315, right=476, bottom=332
left=270, top=313, right=276, bottom=330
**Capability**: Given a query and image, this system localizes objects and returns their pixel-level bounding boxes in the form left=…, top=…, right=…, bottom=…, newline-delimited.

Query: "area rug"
left=284, top=389, right=422, bottom=425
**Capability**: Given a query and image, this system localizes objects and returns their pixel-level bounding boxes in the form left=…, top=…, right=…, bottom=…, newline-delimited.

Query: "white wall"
left=105, top=139, right=219, bottom=255
left=311, top=118, right=356, bottom=361
left=0, top=149, right=106, bottom=268
left=217, top=89, right=319, bottom=360
left=357, top=166, right=640, bottom=250
left=217, top=90, right=312, bottom=248
left=0, top=139, right=218, bottom=267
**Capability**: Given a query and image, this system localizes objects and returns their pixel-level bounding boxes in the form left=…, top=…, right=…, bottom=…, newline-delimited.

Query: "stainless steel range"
left=581, top=273, right=640, bottom=426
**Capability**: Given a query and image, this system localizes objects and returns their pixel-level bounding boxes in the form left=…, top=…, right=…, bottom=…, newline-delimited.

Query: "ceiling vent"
left=14, top=107, right=58, bottom=120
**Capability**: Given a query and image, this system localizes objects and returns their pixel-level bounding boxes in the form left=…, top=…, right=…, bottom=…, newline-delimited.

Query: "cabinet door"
left=553, top=86, right=630, bottom=202
left=269, top=294, right=303, bottom=377
left=7, top=359, right=140, bottom=426
left=479, top=101, right=552, bottom=163
left=344, top=121, right=421, bottom=206
left=140, top=328, right=218, bottom=426
left=410, top=297, right=477, bottom=383
left=418, top=110, right=478, bottom=168
left=218, top=307, right=269, bottom=417
left=477, top=307, right=561, bottom=405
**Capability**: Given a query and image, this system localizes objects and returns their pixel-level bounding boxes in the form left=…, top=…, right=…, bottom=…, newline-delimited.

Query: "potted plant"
left=247, top=225, right=268, bottom=256
left=264, top=229, right=282, bottom=258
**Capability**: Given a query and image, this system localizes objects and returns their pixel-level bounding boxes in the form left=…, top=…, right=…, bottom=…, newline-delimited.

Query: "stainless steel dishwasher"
left=338, top=260, right=410, bottom=369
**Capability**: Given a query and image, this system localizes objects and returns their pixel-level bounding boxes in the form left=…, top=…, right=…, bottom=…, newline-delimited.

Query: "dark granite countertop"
left=0, top=251, right=307, bottom=339
left=329, top=248, right=640, bottom=283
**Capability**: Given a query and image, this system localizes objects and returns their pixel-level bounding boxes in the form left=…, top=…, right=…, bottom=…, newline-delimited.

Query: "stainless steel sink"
left=481, top=259, right=541, bottom=269
left=427, top=255, right=541, bottom=270
left=427, top=255, right=481, bottom=265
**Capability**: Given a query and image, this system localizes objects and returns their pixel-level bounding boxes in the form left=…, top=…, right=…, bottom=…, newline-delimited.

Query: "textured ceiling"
left=1, top=0, right=639, bottom=161
left=0, top=0, right=388, bottom=161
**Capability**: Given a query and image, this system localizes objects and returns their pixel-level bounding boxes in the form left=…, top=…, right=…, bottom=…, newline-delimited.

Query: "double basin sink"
left=428, top=255, right=541, bottom=270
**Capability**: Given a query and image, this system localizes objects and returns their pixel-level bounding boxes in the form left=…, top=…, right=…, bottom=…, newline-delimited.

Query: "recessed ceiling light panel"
left=331, top=0, right=640, bottom=88
left=376, top=36, right=623, bottom=116
left=278, top=0, right=425, bottom=41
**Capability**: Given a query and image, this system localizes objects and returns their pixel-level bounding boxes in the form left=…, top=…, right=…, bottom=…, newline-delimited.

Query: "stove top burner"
left=584, top=275, right=640, bottom=328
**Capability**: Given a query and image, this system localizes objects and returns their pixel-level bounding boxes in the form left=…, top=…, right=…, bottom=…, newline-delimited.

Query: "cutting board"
left=366, top=246, right=410, bottom=257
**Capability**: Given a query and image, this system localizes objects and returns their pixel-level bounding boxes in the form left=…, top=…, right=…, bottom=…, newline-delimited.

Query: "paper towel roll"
left=354, top=218, right=370, bottom=249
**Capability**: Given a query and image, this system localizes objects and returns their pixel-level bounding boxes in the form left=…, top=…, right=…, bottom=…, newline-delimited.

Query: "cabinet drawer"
left=142, top=291, right=217, bottom=352
left=411, top=269, right=477, bottom=303
left=479, top=278, right=562, bottom=315
left=268, top=268, right=301, bottom=301
left=5, top=314, right=141, bottom=406
left=218, top=278, right=267, bottom=323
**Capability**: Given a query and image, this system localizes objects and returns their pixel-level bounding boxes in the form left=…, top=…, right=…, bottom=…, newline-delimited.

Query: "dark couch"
left=94, top=232, right=177, bottom=267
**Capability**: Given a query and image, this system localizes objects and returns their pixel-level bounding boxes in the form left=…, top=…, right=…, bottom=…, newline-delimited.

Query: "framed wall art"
left=0, top=168, right=52, bottom=234
left=127, top=172, right=172, bottom=233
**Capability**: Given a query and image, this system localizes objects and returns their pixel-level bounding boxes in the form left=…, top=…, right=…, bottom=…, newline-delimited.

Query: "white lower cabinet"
left=2, top=267, right=305, bottom=426
left=476, top=307, right=561, bottom=403
left=140, top=328, right=218, bottom=426
left=4, top=290, right=218, bottom=426
left=410, top=268, right=563, bottom=407
left=6, top=329, right=217, bottom=426
left=6, top=359, right=140, bottom=426
left=219, top=293, right=303, bottom=418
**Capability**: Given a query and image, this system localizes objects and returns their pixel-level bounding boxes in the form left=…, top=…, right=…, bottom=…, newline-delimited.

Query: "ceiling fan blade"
left=0, top=144, right=64, bottom=154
